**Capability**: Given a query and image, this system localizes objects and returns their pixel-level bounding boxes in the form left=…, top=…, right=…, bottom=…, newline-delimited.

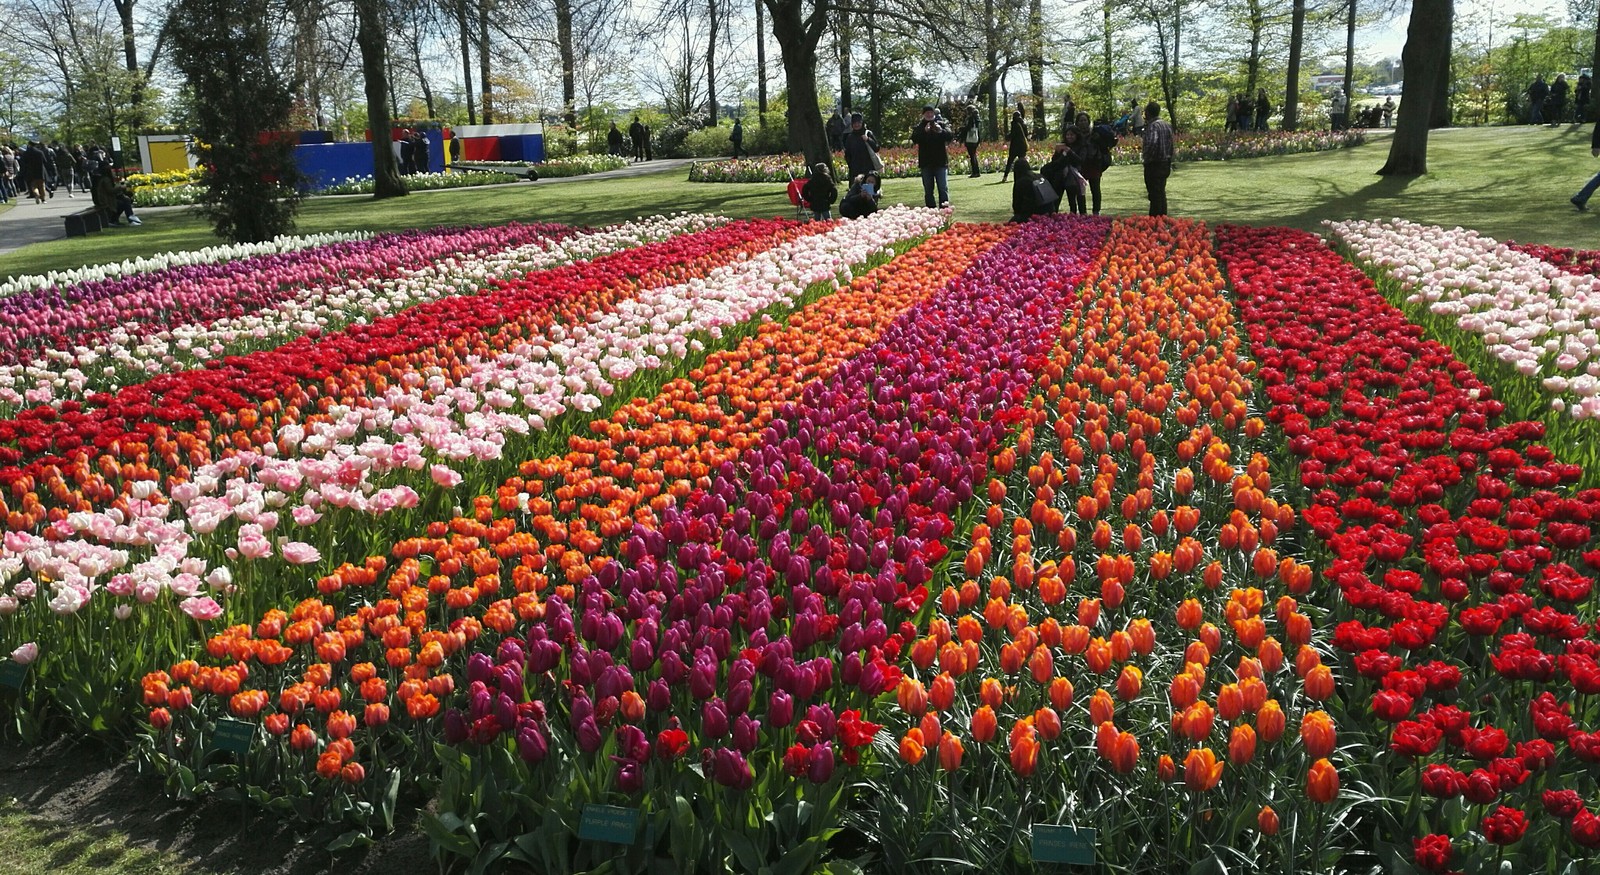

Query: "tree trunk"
left=762, top=0, right=829, bottom=171
left=707, top=0, right=720, bottom=122
left=1171, top=4, right=1182, bottom=128
left=988, top=0, right=1001, bottom=136
left=836, top=8, right=851, bottom=111
left=355, top=0, right=407, bottom=198
left=1429, top=7, right=1453, bottom=128
left=1028, top=0, right=1044, bottom=138
left=865, top=0, right=881, bottom=133
left=1343, top=0, right=1356, bottom=99
left=478, top=0, right=493, bottom=123
left=1102, top=0, right=1114, bottom=121
left=1378, top=0, right=1452, bottom=175
left=1592, top=4, right=1600, bottom=87
left=1283, top=0, right=1305, bottom=130
left=756, top=0, right=768, bottom=123
left=555, top=0, right=576, bottom=127
left=456, top=0, right=476, bottom=124
left=1246, top=0, right=1262, bottom=96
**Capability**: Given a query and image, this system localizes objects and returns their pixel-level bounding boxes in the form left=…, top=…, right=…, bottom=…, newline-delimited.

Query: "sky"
left=1356, top=0, right=1569, bottom=61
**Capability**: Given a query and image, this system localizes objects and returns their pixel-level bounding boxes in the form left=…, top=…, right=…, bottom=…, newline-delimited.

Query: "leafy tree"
left=167, top=0, right=304, bottom=242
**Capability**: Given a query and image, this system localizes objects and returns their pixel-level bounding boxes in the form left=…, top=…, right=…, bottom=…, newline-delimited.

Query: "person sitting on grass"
left=839, top=172, right=881, bottom=219
left=801, top=163, right=838, bottom=221
left=1009, top=157, right=1057, bottom=223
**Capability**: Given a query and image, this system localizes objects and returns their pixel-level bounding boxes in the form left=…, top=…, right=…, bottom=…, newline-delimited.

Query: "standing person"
left=1060, top=93, right=1077, bottom=139
left=1225, top=94, right=1239, bottom=132
left=629, top=116, right=648, bottom=161
left=1049, top=129, right=1087, bottom=215
left=449, top=133, right=461, bottom=164
left=962, top=104, right=982, bottom=177
left=826, top=110, right=847, bottom=152
left=843, top=112, right=880, bottom=181
left=72, top=146, right=88, bottom=192
left=52, top=142, right=75, bottom=197
left=0, top=148, right=14, bottom=204
left=643, top=124, right=653, bottom=160
left=41, top=142, right=57, bottom=197
left=414, top=131, right=431, bottom=173
left=399, top=133, right=416, bottom=175
left=1141, top=100, right=1174, bottom=217
left=729, top=118, right=744, bottom=159
left=1570, top=115, right=1600, bottom=210
left=1328, top=88, right=1348, bottom=131
left=1082, top=112, right=1115, bottom=216
left=21, top=142, right=46, bottom=203
left=1130, top=101, right=1145, bottom=135
left=1578, top=72, right=1593, bottom=124
left=1528, top=75, right=1549, bottom=124
left=911, top=104, right=954, bottom=208
left=1001, top=105, right=1028, bottom=182
left=607, top=122, right=626, bottom=156
left=1253, top=89, right=1270, bottom=132
left=801, top=162, right=837, bottom=220
left=1550, top=73, right=1570, bottom=125
left=1382, top=97, right=1395, bottom=128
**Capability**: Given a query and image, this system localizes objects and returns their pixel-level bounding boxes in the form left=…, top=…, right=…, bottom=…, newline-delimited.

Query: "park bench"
left=64, top=207, right=104, bottom=238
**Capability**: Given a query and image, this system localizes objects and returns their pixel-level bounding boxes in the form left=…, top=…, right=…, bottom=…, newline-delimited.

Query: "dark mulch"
left=0, top=737, right=440, bottom=874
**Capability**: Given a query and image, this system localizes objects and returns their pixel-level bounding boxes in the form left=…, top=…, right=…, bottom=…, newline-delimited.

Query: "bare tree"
left=354, top=0, right=407, bottom=196
left=1379, top=0, right=1453, bottom=174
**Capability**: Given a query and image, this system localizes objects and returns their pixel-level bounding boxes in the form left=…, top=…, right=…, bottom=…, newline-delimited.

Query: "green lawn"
left=0, top=801, right=191, bottom=875
left=0, top=125, right=1594, bottom=280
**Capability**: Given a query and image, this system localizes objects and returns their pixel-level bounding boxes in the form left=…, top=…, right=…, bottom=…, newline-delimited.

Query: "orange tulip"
left=1301, top=710, right=1336, bottom=758
left=1010, top=727, right=1040, bottom=777
left=1179, top=701, right=1215, bottom=742
left=1169, top=672, right=1201, bottom=709
left=1183, top=747, right=1224, bottom=792
left=1126, top=618, right=1155, bottom=655
left=1216, top=683, right=1244, bottom=721
left=1304, top=664, right=1335, bottom=701
left=1034, top=706, right=1063, bottom=740
left=1306, top=758, right=1339, bottom=803
left=1029, top=645, right=1055, bottom=684
left=1090, top=688, right=1116, bottom=725
left=1228, top=724, right=1257, bottom=765
left=1158, top=753, right=1176, bottom=782
left=1048, top=676, right=1075, bottom=711
left=1116, top=665, right=1144, bottom=701
left=980, top=677, right=1005, bottom=709
left=1085, top=637, right=1113, bottom=674
left=1257, top=805, right=1280, bottom=835
left=1257, top=700, right=1287, bottom=743
left=930, top=672, right=956, bottom=712
left=1175, top=599, right=1203, bottom=630
left=899, top=729, right=927, bottom=765
left=1110, top=730, right=1139, bottom=773
left=972, top=705, right=998, bottom=743
left=938, top=731, right=965, bottom=771
left=898, top=677, right=929, bottom=717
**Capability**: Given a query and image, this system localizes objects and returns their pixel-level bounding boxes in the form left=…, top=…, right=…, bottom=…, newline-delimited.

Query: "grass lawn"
left=0, top=125, right=1594, bottom=280
left=0, top=801, right=191, bottom=875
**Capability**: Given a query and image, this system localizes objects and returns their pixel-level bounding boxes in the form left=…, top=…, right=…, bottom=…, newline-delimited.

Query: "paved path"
left=0, top=158, right=696, bottom=256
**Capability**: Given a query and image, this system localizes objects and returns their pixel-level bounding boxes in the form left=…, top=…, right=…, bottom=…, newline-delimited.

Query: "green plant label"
left=1032, top=824, right=1096, bottom=865
left=578, top=804, right=641, bottom=844
left=213, top=718, right=256, bottom=754
left=0, top=661, right=26, bottom=689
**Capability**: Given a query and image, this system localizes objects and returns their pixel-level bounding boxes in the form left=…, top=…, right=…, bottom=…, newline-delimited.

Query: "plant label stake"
left=213, top=718, right=256, bottom=755
left=578, top=804, right=641, bottom=845
left=1032, top=823, right=1096, bottom=866
left=0, top=661, right=27, bottom=689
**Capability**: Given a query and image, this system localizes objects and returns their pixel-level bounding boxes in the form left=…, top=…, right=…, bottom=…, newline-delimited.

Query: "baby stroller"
left=786, top=169, right=810, bottom=221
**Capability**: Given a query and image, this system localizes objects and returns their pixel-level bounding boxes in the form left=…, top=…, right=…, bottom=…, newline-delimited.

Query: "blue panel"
left=497, top=136, right=524, bottom=163
left=522, top=135, right=546, bottom=164
left=293, top=142, right=374, bottom=190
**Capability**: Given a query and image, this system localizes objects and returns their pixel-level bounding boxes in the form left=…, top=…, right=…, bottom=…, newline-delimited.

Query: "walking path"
left=0, top=158, right=696, bottom=256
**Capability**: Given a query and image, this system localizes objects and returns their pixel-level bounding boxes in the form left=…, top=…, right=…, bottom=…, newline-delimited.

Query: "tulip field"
left=4, top=208, right=1600, bottom=875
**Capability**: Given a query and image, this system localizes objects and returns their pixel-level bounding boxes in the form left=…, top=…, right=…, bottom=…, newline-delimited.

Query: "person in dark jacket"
left=961, top=104, right=982, bottom=177
left=911, top=105, right=954, bottom=208
left=839, top=172, right=881, bottom=219
left=607, top=122, right=626, bottom=156
left=20, top=142, right=46, bottom=203
left=449, top=134, right=462, bottom=163
left=1009, top=157, right=1055, bottom=222
left=843, top=113, right=880, bottom=181
left=51, top=143, right=74, bottom=197
left=1569, top=116, right=1600, bottom=210
left=1551, top=74, right=1571, bottom=125
left=1528, top=75, right=1550, bottom=124
left=629, top=116, right=648, bottom=161
left=1578, top=72, right=1593, bottom=124
left=826, top=110, right=847, bottom=152
left=1254, top=89, right=1271, bottom=132
left=1051, top=128, right=1088, bottom=215
left=801, top=163, right=838, bottom=220
left=1001, top=105, right=1028, bottom=182
left=1081, top=112, right=1114, bottom=216
left=399, top=133, right=416, bottom=175
left=414, top=132, right=431, bottom=174
left=729, top=119, right=744, bottom=158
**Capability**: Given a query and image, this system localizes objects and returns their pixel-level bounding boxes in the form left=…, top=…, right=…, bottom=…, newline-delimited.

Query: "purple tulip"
left=807, top=742, right=835, bottom=783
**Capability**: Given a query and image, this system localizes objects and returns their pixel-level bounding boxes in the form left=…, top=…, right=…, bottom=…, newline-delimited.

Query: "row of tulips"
left=0, top=214, right=848, bottom=737
left=134, top=220, right=1029, bottom=870
left=1506, top=241, right=1600, bottom=278
left=1220, top=224, right=1600, bottom=871
left=862, top=217, right=1346, bottom=873
left=0, top=215, right=726, bottom=415
left=0, top=231, right=366, bottom=302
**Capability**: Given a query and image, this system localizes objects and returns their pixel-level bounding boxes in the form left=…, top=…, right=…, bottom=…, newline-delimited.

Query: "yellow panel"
left=149, top=141, right=190, bottom=174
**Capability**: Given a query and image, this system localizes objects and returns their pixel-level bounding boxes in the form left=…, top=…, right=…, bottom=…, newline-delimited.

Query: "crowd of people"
left=1526, top=72, right=1592, bottom=125
left=606, top=118, right=655, bottom=162
left=1, top=140, right=141, bottom=225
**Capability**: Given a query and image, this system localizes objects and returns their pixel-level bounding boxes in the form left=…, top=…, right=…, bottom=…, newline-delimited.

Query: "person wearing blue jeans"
left=911, top=104, right=954, bottom=208
left=1571, top=118, right=1600, bottom=210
